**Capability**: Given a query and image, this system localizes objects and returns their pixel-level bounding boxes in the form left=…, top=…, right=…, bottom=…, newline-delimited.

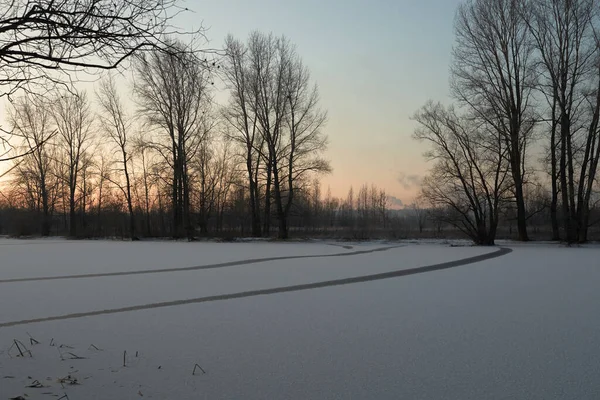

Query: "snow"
left=0, top=241, right=494, bottom=323
left=1, top=239, right=599, bottom=399
left=0, top=239, right=353, bottom=279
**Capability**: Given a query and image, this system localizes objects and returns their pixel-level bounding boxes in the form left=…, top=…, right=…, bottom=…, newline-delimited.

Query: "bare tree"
left=0, top=0, right=203, bottom=97
left=132, top=139, right=157, bottom=236
left=210, top=141, right=238, bottom=232
left=77, top=151, right=95, bottom=233
left=0, top=0, right=204, bottom=161
left=223, top=34, right=263, bottom=237
left=526, top=0, right=600, bottom=242
left=134, top=40, right=214, bottom=239
left=191, top=138, right=237, bottom=234
left=452, top=0, right=536, bottom=242
left=94, top=151, right=111, bottom=236
left=96, top=74, right=136, bottom=239
left=9, top=95, right=57, bottom=235
left=224, top=32, right=330, bottom=239
left=410, top=197, right=427, bottom=234
left=413, top=102, right=512, bottom=245
left=52, top=90, right=94, bottom=237
left=279, top=52, right=330, bottom=238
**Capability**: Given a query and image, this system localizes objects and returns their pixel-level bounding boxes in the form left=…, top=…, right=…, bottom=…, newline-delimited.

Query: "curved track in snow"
left=0, top=245, right=404, bottom=284
left=0, top=247, right=512, bottom=328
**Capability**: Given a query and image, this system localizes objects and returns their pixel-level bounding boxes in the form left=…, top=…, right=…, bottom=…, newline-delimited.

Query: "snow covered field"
left=0, top=239, right=599, bottom=399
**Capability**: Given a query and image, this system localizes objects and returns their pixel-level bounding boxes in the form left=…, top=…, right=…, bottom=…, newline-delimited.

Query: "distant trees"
left=410, top=198, right=427, bottom=234
left=192, top=138, right=237, bottom=234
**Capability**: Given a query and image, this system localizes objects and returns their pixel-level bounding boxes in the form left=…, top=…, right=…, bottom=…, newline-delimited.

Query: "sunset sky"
left=190, top=0, right=463, bottom=206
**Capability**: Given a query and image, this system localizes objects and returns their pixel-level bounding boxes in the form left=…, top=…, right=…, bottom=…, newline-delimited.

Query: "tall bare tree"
left=224, top=32, right=330, bottom=239
left=132, top=139, right=157, bottom=236
left=96, top=74, right=136, bottom=239
left=9, top=95, right=56, bottom=235
left=134, top=40, right=214, bottom=239
left=413, top=102, right=512, bottom=245
left=52, top=90, right=94, bottom=237
left=525, top=0, right=600, bottom=242
left=279, top=53, right=330, bottom=237
left=223, top=34, right=264, bottom=237
left=453, top=0, right=536, bottom=241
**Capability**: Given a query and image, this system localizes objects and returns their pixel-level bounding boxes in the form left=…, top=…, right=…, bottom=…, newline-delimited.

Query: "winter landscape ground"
left=0, top=239, right=599, bottom=399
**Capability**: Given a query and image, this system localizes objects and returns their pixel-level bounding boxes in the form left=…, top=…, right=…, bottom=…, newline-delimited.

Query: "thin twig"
left=12, top=339, right=32, bottom=357
left=26, top=379, right=44, bottom=388
left=192, top=363, right=206, bottom=375
left=26, top=332, right=40, bottom=345
left=65, top=352, right=86, bottom=360
left=13, top=340, right=24, bottom=357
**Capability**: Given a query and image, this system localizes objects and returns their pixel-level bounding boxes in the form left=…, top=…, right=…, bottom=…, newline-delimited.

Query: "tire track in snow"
left=0, top=245, right=403, bottom=283
left=0, top=247, right=512, bottom=328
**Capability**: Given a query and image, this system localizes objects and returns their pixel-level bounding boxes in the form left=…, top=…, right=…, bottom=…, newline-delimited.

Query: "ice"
left=0, top=241, right=494, bottom=323
left=1, top=239, right=599, bottom=399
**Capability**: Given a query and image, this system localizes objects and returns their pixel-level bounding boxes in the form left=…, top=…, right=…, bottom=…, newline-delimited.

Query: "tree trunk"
left=69, top=188, right=76, bottom=237
left=96, top=174, right=104, bottom=237
left=172, top=161, right=179, bottom=238
left=271, top=157, right=287, bottom=240
left=513, top=174, right=529, bottom=241
left=124, top=164, right=135, bottom=240
left=578, top=206, right=590, bottom=243
left=81, top=171, right=87, bottom=234
left=510, top=112, right=529, bottom=242
left=246, top=145, right=261, bottom=237
left=550, top=129, right=560, bottom=240
left=566, top=125, right=578, bottom=241
left=182, top=159, right=193, bottom=241
left=263, top=162, right=272, bottom=236
left=249, top=179, right=261, bottom=237
left=560, top=113, right=574, bottom=243
left=143, top=166, right=151, bottom=236
left=40, top=180, right=50, bottom=237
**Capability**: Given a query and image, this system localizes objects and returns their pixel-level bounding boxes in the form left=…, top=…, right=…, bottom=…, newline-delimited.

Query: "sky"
left=181, top=0, right=463, bottom=206
left=0, top=0, right=464, bottom=206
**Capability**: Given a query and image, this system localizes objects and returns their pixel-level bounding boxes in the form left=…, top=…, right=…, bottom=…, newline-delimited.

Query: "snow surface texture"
left=0, top=239, right=599, bottom=399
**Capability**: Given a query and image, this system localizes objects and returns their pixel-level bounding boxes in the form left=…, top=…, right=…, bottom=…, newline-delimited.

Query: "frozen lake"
left=1, top=239, right=599, bottom=399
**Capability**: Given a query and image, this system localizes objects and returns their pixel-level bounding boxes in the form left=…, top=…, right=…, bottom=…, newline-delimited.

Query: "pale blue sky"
left=184, top=0, right=462, bottom=203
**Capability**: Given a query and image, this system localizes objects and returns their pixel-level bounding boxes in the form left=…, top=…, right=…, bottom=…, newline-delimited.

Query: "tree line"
left=0, top=1, right=400, bottom=242
left=414, top=0, right=600, bottom=245
left=3, top=0, right=598, bottom=244
left=0, top=32, right=333, bottom=240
